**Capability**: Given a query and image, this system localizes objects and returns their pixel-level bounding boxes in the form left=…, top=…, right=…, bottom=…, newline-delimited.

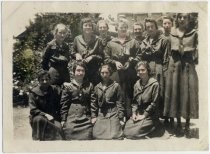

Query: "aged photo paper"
left=2, top=1, right=208, bottom=152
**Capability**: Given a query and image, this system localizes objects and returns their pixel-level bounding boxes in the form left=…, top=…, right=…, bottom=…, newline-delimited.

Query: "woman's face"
left=177, top=13, right=189, bottom=29
left=118, top=23, right=128, bottom=37
left=55, top=28, right=68, bottom=42
left=99, top=22, right=108, bottom=36
left=100, top=66, right=111, bottom=82
left=163, top=19, right=173, bottom=32
left=145, top=21, right=157, bottom=37
left=39, top=74, right=50, bottom=89
left=133, top=24, right=143, bottom=37
left=83, top=22, right=93, bottom=35
left=74, top=65, right=85, bottom=80
left=137, top=65, right=149, bottom=80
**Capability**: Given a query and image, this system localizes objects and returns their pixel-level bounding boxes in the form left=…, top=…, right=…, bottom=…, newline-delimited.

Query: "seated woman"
left=91, top=64, right=125, bottom=140
left=60, top=62, right=93, bottom=140
left=29, top=70, right=63, bottom=141
left=124, top=61, right=165, bottom=139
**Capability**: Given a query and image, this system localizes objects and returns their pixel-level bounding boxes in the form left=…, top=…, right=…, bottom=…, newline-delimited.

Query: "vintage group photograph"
left=2, top=1, right=208, bottom=152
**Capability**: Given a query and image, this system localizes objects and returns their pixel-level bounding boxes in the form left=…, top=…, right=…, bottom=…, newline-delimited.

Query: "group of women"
left=29, top=13, right=198, bottom=140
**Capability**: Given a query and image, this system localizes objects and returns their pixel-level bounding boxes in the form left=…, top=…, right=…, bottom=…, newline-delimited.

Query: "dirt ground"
left=13, top=106, right=199, bottom=141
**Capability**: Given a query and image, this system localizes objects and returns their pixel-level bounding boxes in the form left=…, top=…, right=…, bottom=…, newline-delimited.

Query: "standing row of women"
left=29, top=13, right=198, bottom=140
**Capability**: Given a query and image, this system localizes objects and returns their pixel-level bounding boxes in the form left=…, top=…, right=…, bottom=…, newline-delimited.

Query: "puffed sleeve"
left=91, top=86, right=99, bottom=118
left=71, top=37, right=78, bottom=59
left=116, top=84, right=125, bottom=120
left=193, top=31, right=198, bottom=65
left=162, top=37, right=171, bottom=72
left=60, top=86, right=71, bottom=122
left=143, top=82, right=159, bottom=117
left=41, top=45, right=53, bottom=70
left=29, top=93, right=45, bottom=117
left=104, top=42, right=117, bottom=65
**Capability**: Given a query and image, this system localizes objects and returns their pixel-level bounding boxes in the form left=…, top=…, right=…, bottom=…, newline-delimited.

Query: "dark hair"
left=133, top=22, right=144, bottom=31
left=162, top=16, right=174, bottom=26
left=72, top=61, right=87, bottom=74
left=135, top=61, right=151, bottom=76
left=175, top=13, right=196, bottom=31
left=37, top=70, right=50, bottom=82
left=144, top=18, right=158, bottom=30
left=96, top=20, right=109, bottom=30
left=99, top=63, right=113, bottom=76
left=80, top=17, right=93, bottom=32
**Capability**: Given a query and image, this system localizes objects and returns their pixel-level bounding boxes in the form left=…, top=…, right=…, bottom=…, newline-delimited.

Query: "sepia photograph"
left=2, top=1, right=208, bottom=152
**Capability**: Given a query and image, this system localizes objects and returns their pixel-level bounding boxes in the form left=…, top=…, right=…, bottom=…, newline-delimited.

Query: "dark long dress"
left=91, top=80, right=124, bottom=139
left=29, top=85, right=63, bottom=140
left=164, top=28, right=198, bottom=119
left=60, top=79, right=93, bottom=140
left=124, top=78, right=165, bottom=139
left=139, top=32, right=170, bottom=116
left=104, top=37, right=140, bottom=119
left=72, top=34, right=103, bottom=85
left=42, top=39, right=70, bottom=85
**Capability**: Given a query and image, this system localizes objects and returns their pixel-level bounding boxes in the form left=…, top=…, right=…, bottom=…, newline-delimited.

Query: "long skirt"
left=110, top=68, right=137, bottom=119
left=31, top=115, right=63, bottom=141
left=148, top=61, right=164, bottom=116
left=93, top=110, right=123, bottom=140
left=164, top=56, right=182, bottom=118
left=63, top=115, right=93, bottom=140
left=180, top=63, right=199, bottom=119
left=124, top=116, right=165, bottom=139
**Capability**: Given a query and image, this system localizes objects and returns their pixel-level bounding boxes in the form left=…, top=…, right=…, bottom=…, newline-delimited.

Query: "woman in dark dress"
left=161, top=16, right=175, bottom=125
left=60, top=62, right=93, bottom=140
left=97, top=19, right=113, bottom=54
left=163, top=13, right=198, bottom=137
left=124, top=61, right=165, bottom=139
left=29, top=70, right=63, bottom=140
left=91, top=64, right=125, bottom=140
left=72, top=18, right=103, bottom=86
left=104, top=21, right=140, bottom=119
left=41, top=23, right=71, bottom=86
left=139, top=18, right=170, bottom=117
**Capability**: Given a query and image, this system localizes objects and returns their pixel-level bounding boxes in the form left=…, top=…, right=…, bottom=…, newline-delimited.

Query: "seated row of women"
left=29, top=61, right=166, bottom=140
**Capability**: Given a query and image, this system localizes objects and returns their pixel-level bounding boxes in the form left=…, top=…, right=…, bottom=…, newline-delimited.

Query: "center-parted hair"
left=37, top=70, right=50, bottom=82
left=144, top=18, right=158, bottom=30
left=96, top=19, right=109, bottom=30
left=99, top=63, right=114, bottom=76
left=80, top=17, right=94, bottom=31
left=135, top=61, right=151, bottom=76
left=53, top=23, right=70, bottom=36
left=73, top=61, right=87, bottom=74
left=162, top=16, right=174, bottom=26
left=133, top=22, right=144, bottom=31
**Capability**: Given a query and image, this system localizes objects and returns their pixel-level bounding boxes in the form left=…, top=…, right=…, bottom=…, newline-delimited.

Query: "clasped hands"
left=131, top=113, right=146, bottom=122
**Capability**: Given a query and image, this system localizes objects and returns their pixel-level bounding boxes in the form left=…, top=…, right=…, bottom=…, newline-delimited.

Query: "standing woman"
left=42, top=23, right=71, bottom=86
left=124, top=61, right=165, bottom=139
left=161, top=16, right=175, bottom=125
left=72, top=17, right=103, bottom=86
left=140, top=18, right=170, bottom=117
left=29, top=70, right=63, bottom=140
left=60, top=62, right=93, bottom=140
left=97, top=19, right=113, bottom=54
left=104, top=21, right=140, bottom=119
left=91, top=64, right=125, bottom=140
left=164, top=13, right=198, bottom=136
left=162, top=16, right=174, bottom=38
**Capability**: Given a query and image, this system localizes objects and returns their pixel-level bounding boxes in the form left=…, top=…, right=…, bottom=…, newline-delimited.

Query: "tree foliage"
left=13, top=13, right=99, bottom=84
